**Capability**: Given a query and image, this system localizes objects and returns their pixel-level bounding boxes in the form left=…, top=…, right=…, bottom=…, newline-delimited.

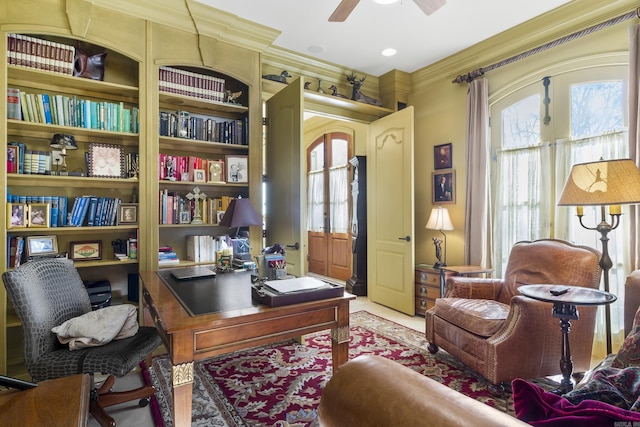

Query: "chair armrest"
left=445, top=277, right=504, bottom=299
left=625, top=270, right=640, bottom=335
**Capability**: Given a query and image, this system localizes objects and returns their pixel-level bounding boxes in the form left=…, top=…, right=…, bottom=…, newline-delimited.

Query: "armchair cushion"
left=613, top=307, right=640, bottom=368
left=434, top=298, right=509, bottom=337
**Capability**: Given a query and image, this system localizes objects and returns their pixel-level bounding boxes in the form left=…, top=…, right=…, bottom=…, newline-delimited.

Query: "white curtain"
left=329, top=165, right=349, bottom=233
left=628, top=24, right=640, bottom=271
left=464, top=78, right=492, bottom=267
left=307, top=169, right=324, bottom=232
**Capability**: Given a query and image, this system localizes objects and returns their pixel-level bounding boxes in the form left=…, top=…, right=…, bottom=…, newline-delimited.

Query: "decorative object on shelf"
left=127, top=235, right=137, bottom=260
left=329, top=85, right=348, bottom=99
left=186, top=187, right=207, bottom=225
left=177, top=110, right=190, bottom=138
left=434, top=142, right=452, bottom=170
left=225, top=155, right=248, bottom=183
left=49, top=133, right=78, bottom=174
left=117, top=203, right=138, bottom=225
left=73, top=44, right=107, bottom=81
left=25, top=235, right=58, bottom=258
left=88, top=143, right=125, bottom=178
left=208, top=160, right=225, bottom=183
left=262, top=70, right=291, bottom=84
left=7, top=145, right=18, bottom=173
left=304, top=81, right=311, bottom=90
left=432, top=170, right=455, bottom=204
left=69, top=240, right=102, bottom=261
left=193, top=169, right=206, bottom=183
left=126, top=152, right=139, bottom=179
left=27, top=203, right=50, bottom=228
left=317, top=79, right=325, bottom=94
left=219, top=196, right=262, bottom=237
left=346, top=73, right=383, bottom=106
left=425, top=205, right=454, bottom=267
left=558, top=158, right=640, bottom=354
left=225, top=90, right=242, bottom=104
left=7, top=203, right=27, bottom=229
left=179, top=211, right=191, bottom=224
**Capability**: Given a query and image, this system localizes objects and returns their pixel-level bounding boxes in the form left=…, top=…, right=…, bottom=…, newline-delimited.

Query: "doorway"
left=306, top=132, right=352, bottom=281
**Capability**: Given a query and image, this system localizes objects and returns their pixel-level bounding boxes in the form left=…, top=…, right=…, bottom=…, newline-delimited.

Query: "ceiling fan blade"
left=329, top=0, right=360, bottom=22
left=414, top=0, right=446, bottom=16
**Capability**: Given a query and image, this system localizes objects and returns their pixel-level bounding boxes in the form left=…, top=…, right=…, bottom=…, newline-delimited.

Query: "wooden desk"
left=139, top=270, right=355, bottom=427
left=0, top=374, right=90, bottom=426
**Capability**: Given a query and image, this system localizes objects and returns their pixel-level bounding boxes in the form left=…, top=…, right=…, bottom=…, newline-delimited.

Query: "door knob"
left=286, top=242, right=300, bottom=250
left=398, top=236, right=411, bottom=242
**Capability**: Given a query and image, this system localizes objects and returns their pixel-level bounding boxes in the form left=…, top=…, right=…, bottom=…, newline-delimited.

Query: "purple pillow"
left=512, top=378, right=640, bottom=426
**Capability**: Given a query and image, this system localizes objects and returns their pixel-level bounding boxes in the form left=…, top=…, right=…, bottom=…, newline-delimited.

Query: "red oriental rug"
left=144, top=311, right=527, bottom=427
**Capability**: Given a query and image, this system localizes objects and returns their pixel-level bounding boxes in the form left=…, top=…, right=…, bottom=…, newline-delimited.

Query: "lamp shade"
left=219, top=197, right=262, bottom=228
left=49, top=133, right=78, bottom=150
left=558, top=159, right=640, bottom=206
left=425, top=206, right=454, bottom=231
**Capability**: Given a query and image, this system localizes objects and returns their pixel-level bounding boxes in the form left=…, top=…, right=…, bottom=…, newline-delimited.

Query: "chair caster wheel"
left=428, top=343, right=439, bottom=354
left=139, top=397, right=150, bottom=407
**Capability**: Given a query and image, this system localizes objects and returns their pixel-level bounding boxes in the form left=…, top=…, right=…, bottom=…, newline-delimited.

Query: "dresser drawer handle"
left=420, top=300, right=427, bottom=309
left=418, top=286, right=427, bottom=296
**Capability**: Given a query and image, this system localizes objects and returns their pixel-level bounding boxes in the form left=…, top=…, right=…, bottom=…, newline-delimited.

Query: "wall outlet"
left=52, top=150, right=63, bottom=165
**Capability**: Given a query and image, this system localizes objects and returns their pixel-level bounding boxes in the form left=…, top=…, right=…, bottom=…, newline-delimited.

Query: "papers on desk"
left=263, top=277, right=332, bottom=294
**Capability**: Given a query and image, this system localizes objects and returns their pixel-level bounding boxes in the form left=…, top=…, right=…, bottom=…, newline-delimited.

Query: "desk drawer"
left=142, top=289, right=168, bottom=344
left=415, top=283, right=439, bottom=300
left=415, top=298, right=434, bottom=316
left=415, top=270, right=439, bottom=286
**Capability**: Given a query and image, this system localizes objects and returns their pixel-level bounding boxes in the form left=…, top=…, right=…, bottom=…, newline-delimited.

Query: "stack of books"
left=6, top=34, right=75, bottom=75
left=158, top=246, right=179, bottom=265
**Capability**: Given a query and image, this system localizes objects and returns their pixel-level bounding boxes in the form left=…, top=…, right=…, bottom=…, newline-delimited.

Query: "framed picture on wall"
left=432, top=170, right=455, bottom=204
left=434, top=143, right=452, bottom=170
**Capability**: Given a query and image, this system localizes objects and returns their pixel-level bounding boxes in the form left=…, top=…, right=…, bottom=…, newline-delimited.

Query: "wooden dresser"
left=415, top=265, right=453, bottom=316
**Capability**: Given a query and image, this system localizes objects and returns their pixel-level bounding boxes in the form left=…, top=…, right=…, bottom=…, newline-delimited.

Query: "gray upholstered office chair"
left=2, top=258, right=162, bottom=427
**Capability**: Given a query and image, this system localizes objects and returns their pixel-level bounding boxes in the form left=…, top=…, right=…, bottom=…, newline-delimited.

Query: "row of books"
left=7, top=33, right=75, bottom=75
left=186, top=235, right=230, bottom=263
left=7, top=236, right=26, bottom=268
left=159, top=190, right=233, bottom=225
left=7, top=88, right=140, bottom=133
left=159, top=153, right=225, bottom=182
left=159, top=111, right=248, bottom=145
left=159, top=66, right=226, bottom=103
left=7, top=196, right=66, bottom=228
left=7, top=142, right=52, bottom=175
left=67, top=196, right=123, bottom=227
left=158, top=246, right=179, bottom=265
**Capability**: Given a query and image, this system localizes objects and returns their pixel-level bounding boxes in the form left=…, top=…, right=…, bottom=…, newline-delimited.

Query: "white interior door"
left=265, top=78, right=305, bottom=277
left=367, top=106, right=415, bottom=315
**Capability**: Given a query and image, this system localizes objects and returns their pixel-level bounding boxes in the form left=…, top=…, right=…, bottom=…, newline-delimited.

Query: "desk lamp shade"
left=219, top=197, right=262, bottom=236
left=557, top=158, right=640, bottom=206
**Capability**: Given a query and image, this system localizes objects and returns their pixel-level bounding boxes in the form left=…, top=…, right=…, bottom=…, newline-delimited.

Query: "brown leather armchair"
left=425, top=239, right=602, bottom=385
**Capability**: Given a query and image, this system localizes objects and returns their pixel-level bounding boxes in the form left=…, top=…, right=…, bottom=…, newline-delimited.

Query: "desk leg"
left=330, top=302, right=351, bottom=372
left=552, top=303, right=578, bottom=394
left=171, top=362, right=194, bottom=427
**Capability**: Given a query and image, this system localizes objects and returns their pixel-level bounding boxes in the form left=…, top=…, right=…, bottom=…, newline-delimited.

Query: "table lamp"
left=50, top=133, right=77, bottom=173
left=219, top=196, right=262, bottom=237
left=558, top=158, right=640, bottom=354
left=425, top=205, right=454, bottom=267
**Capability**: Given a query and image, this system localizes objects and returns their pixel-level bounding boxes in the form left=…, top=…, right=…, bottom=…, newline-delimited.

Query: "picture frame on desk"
left=69, top=240, right=102, bottom=261
left=7, top=203, right=27, bottom=229
left=27, top=203, right=50, bottom=228
left=26, top=235, right=58, bottom=257
left=225, top=155, right=248, bottom=183
left=88, top=143, right=125, bottom=178
left=193, top=169, right=206, bottom=183
left=117, top=203, right=138, bottom=225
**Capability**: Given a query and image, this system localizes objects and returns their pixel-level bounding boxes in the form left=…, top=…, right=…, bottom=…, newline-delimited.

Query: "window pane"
left=309, top=144, right=324, bottom=171
left=501, top=94, right=540, bottom=148
left=331, top=138, right=348, bottom=167
left=571, top=81, right=623, bottom=138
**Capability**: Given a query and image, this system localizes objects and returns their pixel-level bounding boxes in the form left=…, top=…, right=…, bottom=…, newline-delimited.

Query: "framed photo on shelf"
left=117, top=203, right=138, bottom=225
left=7, top=203, right=27, bottom=229
left=26, top=235, right=58, bottom=257
left=88, top=143, right=125, bottom=178
left=207, top=159, right=225, bottom=183
left=193, top=169, right=206, bottom=183
left=434, top=143, right=452, bottom=170
left=27, top=203, right=50, bottom=228
left=69, top=240, right=102, bottom=261
left=432, top=170, right=455, bottom=204
left=225, top=155, right=248, bottom=183
left=179, top=211, right=191, bottom=224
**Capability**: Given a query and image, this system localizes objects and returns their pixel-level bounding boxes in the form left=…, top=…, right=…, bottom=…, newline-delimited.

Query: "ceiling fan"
left=329, top=0, right=446, bottom=22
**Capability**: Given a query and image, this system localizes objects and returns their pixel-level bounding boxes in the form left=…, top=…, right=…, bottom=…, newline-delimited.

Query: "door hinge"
left=262, top=117, right=268, bottom=126
left=262, top=174, right=267, bottom=183
left=262, top=229, right=267, bottom=238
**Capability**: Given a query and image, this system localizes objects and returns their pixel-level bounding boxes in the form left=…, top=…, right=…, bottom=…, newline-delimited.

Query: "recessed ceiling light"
left=308, top=45, right=325, bottom=54
left=381, top=48, right=397, bottom=57
left=373, top=0, right=399, bottom=4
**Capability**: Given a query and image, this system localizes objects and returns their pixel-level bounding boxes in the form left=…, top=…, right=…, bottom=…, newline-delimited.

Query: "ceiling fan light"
left=381, top=48, right=397, bottom=57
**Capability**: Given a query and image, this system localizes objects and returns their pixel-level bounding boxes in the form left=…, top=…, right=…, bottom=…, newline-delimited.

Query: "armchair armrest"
left=445, top=277, right=504, bottom=299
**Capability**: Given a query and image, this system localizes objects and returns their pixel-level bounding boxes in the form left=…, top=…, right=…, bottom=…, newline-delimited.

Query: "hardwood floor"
left=87, top=295, right=424, bottom=426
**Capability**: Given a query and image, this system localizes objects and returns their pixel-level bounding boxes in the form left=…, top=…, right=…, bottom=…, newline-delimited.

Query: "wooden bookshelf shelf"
left=7, top=174, right=139, bottom=189
left=6, top=120, right=139, bottom=145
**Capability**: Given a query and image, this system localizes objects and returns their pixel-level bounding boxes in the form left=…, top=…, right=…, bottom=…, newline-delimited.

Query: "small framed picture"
left=117, top=203, right=138, bottom=225
left=208, top=160, right=225, bottom=183
left=432, top=170, right=455, bottom=204
left=7, top=203, right=27, bottom=229
left=193, top=168, right=206, bottom=183
left=28, top=203, right=50, bottom=228
left=26, top=235, right=58, bottom=257
left=69, top=240, right=102, bottom=261
left=225, top=155, right=248, bottom=183
left=434, top=143, right=452, bottom=170
left=179, top=211, right=191, bottom=224
left=7, top=146, right=18, bottom=173
left=88, top=143, right=125, bottom=178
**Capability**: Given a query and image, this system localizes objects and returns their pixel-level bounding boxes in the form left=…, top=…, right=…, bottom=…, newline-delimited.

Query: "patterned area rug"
left=145, top=311, right=525, bottom=427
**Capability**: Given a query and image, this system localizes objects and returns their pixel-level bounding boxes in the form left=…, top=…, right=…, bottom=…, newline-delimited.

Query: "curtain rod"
left=452, top=8, right=640, bottom=84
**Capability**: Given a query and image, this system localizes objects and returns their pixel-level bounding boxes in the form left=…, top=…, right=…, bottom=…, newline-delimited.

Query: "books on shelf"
left=158, top=110, right=247, bottom=145
left=7, top=33, right=75, bottom=75
left=7, top=87, right=21, bottom=120
left=158, top=246, right=180, bottom=265
left=159, top=66, right=226, bottom=103
left=8, top=194, right=122, bottom=227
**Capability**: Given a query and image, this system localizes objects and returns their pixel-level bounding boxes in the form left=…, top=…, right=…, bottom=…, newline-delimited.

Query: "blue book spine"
left=109, top=198, right=120, bottom=226
left=77, top=196, right=91, bottom=226
left=42, top=94, right=53, bottom=124
left=58, top=196, right=68, bottom=226
left=68, top=197, right=81, bottom=226
left=86, top=196, right=98, bottom=226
